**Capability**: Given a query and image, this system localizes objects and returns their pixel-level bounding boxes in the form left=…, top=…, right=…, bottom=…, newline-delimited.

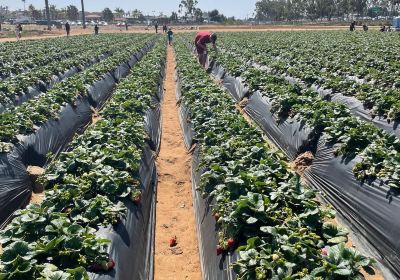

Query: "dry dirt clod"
left=27, top=165, right=45, bottom=193
left=290, top=151, right=314, bottom=174
left=170, top=247, right=183, bottom=255
left=90, top=106, right=101, bottom=125
left=238, top=97, right=249, bottom=108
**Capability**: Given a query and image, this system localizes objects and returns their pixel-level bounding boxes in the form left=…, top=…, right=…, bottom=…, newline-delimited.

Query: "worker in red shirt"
left=195, top=31, right=217, bottom=67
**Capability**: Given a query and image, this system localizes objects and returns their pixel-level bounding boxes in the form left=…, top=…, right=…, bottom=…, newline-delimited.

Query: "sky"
left=2, top=0, right=258, bottom=19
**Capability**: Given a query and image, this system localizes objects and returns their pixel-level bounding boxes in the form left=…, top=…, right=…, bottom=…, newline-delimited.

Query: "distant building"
left=144, top=15, right=169, bottom=25
left=85, top=12, right=102, bottom=21
left=114, top=17, right=126, bottom=22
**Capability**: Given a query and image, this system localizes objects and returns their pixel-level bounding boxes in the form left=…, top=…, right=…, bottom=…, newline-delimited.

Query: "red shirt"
left=195, top=32, right=211, bottom=52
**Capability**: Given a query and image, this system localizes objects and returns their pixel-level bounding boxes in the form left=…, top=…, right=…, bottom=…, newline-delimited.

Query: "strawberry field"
left=0, top=30, right=399, bottom=280
left=0, top=34, right=164, bottom=279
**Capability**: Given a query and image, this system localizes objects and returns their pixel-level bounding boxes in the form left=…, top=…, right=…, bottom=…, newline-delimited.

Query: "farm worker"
left=155, top=22, right=159, bottom=34
left=65, top=22, right=71, bottom=36
left=167, top=28, right=174, bottom=46
left=362, top=24, right=368, bottom=31
left=195, top=31, right=217, bottom=68
left=125, top=21, right=128, bottom=31
left=94, top=24, right=99, bottom=35
left=349, top=21, right=355, bottom=31
left=163, top=24, right=167, bottom=33
left=15, top=24, right=22, bottom=41
left=380, top=25, right=386, bottom=32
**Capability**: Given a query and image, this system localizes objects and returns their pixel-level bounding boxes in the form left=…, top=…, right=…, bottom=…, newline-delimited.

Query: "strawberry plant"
left=174, top=39, right=375, bottom=279
left=182, top=32, right=400, bottom=187
left=0, top=38, right=166, bottom=278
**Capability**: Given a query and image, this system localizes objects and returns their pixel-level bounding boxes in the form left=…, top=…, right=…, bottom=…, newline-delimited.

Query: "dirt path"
left=154, top=45, right=201, bottom=280
left=0, top=24, right=361, bottom=42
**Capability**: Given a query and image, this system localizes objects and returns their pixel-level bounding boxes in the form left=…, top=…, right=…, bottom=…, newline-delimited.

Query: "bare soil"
left=290, top=151, right=314, bottom=174
left=30, top=192, right=45, bottom=205
left=27, top=165, right=45, bottom=196
left=27, top=165, right=45, bottom=204
left=91, top=107, right=101, bottom=125
left=0, top=24, right=364, bottom=42
left=154, top=45, right=201, bottom=280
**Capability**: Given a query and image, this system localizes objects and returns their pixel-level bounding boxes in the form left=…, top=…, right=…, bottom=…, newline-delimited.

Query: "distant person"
left=195, top=31, right=217, bottom=67
left=15, top=24, right=22, bottom=41
left=65, top=22, right=71, bottom=36
left=155, top=22, right=159, bottom=33
left=125, top=21, right=128, bottom=31
left=167, top=27, right=173, bottom=46
left=362, top=24, right=368, bottom=31
left=349, top=21, right=355, bottom=31
left=94, top=24, right=99, bottom=35
left=387, top=25, right=392, bottom=32
left=380, top=25, right=386, bottom=32
left=163, top=24, right=167, bottom=33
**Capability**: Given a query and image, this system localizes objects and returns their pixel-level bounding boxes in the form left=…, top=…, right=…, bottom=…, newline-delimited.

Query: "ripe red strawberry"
left=107, top=258, right=116, bottom=269
left=216, top=245, right=224, bottom=255
left=169, top=236, right=177, bottom=247
left=227, top=238, right=235, bottom=249
left=132, top=193, right=142, bottom=205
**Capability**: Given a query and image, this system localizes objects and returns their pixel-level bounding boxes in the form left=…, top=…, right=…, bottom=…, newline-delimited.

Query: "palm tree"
left=44, top=0, right=50, bottom=30
left=81, top=0, right=86, bottom=29
left=22, top=0, right=26, bottom=13
left=114, top=8, right=125, bottom=18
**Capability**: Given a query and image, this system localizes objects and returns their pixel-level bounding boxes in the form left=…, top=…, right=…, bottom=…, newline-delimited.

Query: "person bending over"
left=195, top=31, right=217, bottom=67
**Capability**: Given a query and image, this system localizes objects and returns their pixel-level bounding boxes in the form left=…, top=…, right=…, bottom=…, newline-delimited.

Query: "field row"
left=180, top=31, right=400, bottom=278
left=174, top=38, right=376, bottom=279
left=0, top=31, right=397, bottom=280
left=0, top=35, right=152, bottom=110
left=217, top=32, right=400, bottom=123
left=184, top=32, right=400, bottom=189
left=0, top=37, right=164, bottom=279
left=0, top=35, right=155, bottom=151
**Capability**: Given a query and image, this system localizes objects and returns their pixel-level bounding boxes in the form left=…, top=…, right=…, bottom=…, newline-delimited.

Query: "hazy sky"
left=2, top=0, right=258, bottom=19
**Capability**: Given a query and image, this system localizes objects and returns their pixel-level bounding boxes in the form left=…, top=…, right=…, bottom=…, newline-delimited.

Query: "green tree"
left=102, top=8, right=114, bottom=22
left=178, top=0, right=198, bottom=18
left=209, top=9, right=226, bottom=22
left=114, top=7, right=124, bottom=18
left=131, top=9, right=145, bottom=21
left=49, top=4, right=60, bottom=20
left=66, top=5, right=79, bottom=21
left=0, top=6, right=10, bottom=31
left=170, top=11, right=178, bottom=21
left=256, top=0, right=287, bottom=21
left=28, top=4, right=41, bottom=20
left=254, top=0, right=397, bottom=21
left=194, top=8, right=203, bottom=22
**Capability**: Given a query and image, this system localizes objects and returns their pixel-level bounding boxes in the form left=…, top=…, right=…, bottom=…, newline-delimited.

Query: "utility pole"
left=81, top=0, right=86, bottom=29
left=44, top=0, right=50, bottom=30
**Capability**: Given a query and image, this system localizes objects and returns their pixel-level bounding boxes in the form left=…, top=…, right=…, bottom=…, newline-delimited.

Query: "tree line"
left=18, top=0, right=233, bottom=24
left=255, top=0, right=400, bottom=21
left=6, top=2, right=229, bottom=24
